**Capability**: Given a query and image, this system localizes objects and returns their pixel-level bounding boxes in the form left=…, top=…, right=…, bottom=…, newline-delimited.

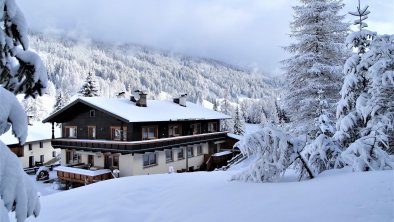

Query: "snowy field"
left=11, top=165, right=394, bottom=222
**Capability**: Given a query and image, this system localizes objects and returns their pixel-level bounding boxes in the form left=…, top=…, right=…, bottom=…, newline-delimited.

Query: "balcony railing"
left=51, top=132, right=228, bottom=154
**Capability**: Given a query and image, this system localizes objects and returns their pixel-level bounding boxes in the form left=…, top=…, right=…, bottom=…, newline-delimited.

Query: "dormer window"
left=89, top=110, right=96, bottom=117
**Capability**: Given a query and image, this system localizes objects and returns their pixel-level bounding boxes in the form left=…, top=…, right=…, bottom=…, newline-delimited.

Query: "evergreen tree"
left=336, top=1, right=394, bottom=171
left=282, top=0, right=349, bottom=137
left=79, top=72, right=99, bottom=97
left=220, top=94, right=234, bottom=133
left=0, top=0, right=46, bottom=221
left=233, top=106, right=245, bottom=135
left=213, top=99, right=218, bottom=111
left=53, top=91, right=67, bottom=112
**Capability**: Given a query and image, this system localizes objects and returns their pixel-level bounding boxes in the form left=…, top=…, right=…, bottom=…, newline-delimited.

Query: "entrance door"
left=29, top=156, right=34, bottom=168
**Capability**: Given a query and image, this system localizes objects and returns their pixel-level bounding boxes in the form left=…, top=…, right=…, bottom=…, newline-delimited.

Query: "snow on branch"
left=232, top=126, right=313, bottom=182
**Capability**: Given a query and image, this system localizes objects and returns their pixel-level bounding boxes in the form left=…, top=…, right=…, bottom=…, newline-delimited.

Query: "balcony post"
left=120, top=121, right=124, bottom=141
left=52, top=122, right=55, bottom=139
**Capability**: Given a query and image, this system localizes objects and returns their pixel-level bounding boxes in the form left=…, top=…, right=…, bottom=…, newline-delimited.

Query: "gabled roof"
left=0, top=122, right=61, bottom=145
left=43, top=97, right=230, bottom=123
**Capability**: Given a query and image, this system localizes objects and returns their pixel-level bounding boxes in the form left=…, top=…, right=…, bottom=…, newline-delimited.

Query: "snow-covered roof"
left=227, top=133, right=243, bottom=141
left=0, top=122, right=61, bottom=145
left=44, top=97, right=230, bottom=123
left=54, top=166, right=112, bottom=177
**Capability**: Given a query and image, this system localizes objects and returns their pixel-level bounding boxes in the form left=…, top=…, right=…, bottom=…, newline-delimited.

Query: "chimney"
left=136, top=92, right=147, bottom=107
left=130, top=90, right=140, bottom=102
left=173, top=94, right=187, bottom=107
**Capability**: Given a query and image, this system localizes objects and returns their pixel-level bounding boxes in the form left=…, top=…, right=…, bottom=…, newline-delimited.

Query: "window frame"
left=28, top=143, right=32, bottom=151
left=187, top=146, right=194, bottom=158
left=197, top=145, right=203, bottom=155
left=88, top=126, right=96, bottom=139
left=177, top=147, right=185, bottom=160
left=89, top=110, right=96, bottom=117
left=168, top=124, right=182, bottom=137
left=165, top=149, right=173, bottom=162
left=39, top=141, right=43, bottom=148
left=40, top=155, right=44, bottom=163
left=190, top=123, right=201, bottom=135
left=208, top=122, right=218, bottom=133
left=143, top=152, right=157, bottom=167
left=142, top=125, right=158, bottom=140
left=64, top=126, right=77, bottom=138
left=110, top=126, right=127, bottom=141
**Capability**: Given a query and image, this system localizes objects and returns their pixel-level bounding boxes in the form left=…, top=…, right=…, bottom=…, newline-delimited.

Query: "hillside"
left=13, top=167, right=393, bottom=222
left=29, top=33, right=282, bottom=102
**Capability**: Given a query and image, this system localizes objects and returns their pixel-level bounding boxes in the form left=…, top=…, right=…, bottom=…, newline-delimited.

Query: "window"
left=66, top=150, right=81, bottom=164
left=177, top=148, right=184, bottom=159
left=52, top=151, right=57, bottom=157
left=143, top=152, right=157, bottom=167
left=142, top=126, right=158, bottom=140
left=111, top=126, right=127, bottom=141
left=113, top=156, right=119, bottom=167
left=65, top=126, right=77, bottom=138
left=73, top=152, right=81, bottom=163
left=28, top=144, right=32, bottom=151
left=190, top=123, right=201, bottom=135
left=40, top=155, right=44, bottom=163
left=104, top=155, right=119, bottom=169
left=169, top=124, right=181, bottom=137
left=39, top=141, right=43, bottom=148
left=88, top=126, right=96, bottom=139
left=88, top=155, right=94, bottom=166
left=89, top=110, right=95, bottom=117
left=187, top=147, right=194, bottom=158
left=197, top=145, right=203, bottom=155
left=208, top=122, right=218, bottom=133
left=165, top=149, right=173, bottom=162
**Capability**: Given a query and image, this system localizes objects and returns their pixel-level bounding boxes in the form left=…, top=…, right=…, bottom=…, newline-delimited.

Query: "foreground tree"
left=79, top=72, right=99, bottom=97
left=335, top=1, right=394, bottom=171
left=232, top=127, right=314, bottom=182
left=282, top=0, right=348, bottom=137
left=0, top=0, right=47, bottom=221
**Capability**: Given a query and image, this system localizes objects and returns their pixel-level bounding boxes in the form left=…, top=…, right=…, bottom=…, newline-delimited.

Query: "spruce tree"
left=53, top=91, right=67, bottom=112
left=233, top=106, right=245, bottom=135
left=282, top=0, right=349, bottom=138
left=335, top=1, right=394, bottom=171
left=79, top=72, right=99, bottom=97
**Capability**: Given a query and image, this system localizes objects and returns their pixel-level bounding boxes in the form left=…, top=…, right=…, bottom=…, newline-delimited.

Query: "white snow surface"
left=53, top=166, right=111, bottom=177
left=0, top=122, right=61, bottom=145
left=14, top=168, right=393, bottom=222
left=47, top=97, right=230, bottom=123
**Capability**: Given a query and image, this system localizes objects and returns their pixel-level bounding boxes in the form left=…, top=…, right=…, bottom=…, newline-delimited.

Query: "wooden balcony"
left=51, top=132, right=228, bottom=154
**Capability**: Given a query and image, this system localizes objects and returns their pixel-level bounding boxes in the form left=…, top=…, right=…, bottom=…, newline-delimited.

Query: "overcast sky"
left=18, top=0, right=394, bottom=74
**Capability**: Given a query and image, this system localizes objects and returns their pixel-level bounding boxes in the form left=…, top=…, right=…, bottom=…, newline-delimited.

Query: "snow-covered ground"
left=12, top=165, right=393, bottom=222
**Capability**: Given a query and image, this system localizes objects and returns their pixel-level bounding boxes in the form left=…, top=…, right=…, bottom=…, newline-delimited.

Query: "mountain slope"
left=30, top=33, right=281, bottom=102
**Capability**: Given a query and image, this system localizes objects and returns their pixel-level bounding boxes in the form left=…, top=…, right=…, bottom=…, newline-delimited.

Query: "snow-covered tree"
left=53, top=91, right=67, bottom=112
left=335, top=2, right=394, bottom=171
left=303, top=89, right=343, bottom=175
left=78, top=72, right=99, bottom=97
left=220, top=94, right=234, bottom=133
left=233, top=106, right=245, bottom=135
left=21, top=96, right=48, bottom=122
left=340, top=34, right=394, bottom=171
left=232, top=126, right=314, bottom=182
left=0, top=0, right=46, bottom=220
left=282, top=0, right=349, bottom=137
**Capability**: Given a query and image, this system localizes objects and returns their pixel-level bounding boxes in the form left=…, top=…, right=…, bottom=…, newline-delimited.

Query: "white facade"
left=61, top=143, right=209, bottom=177
left=20, top=140, right=61, bottom=168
